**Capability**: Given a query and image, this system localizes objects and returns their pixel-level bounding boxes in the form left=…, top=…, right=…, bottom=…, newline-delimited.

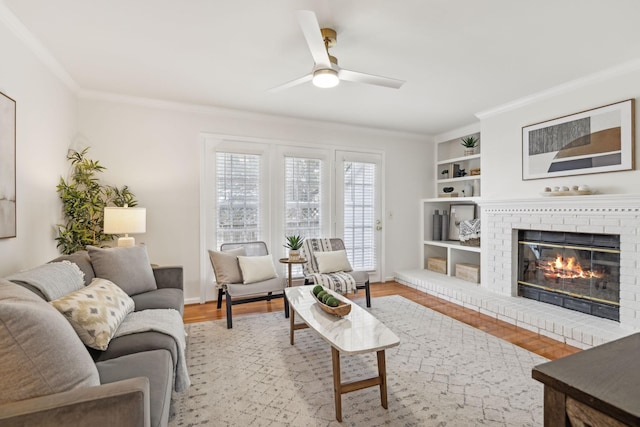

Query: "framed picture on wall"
left=0, top=91, right=16, bottom=239
left=522, top=99, right=635, bottom=180
left=449, top=204, right=475, bottom=240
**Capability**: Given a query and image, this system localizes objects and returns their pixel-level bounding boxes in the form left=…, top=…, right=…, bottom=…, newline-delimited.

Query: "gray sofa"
left=0, top=249, right=185, bottom=427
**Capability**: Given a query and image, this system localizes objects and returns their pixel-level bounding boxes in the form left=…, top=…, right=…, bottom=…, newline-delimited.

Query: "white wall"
left=0, top=19, right=78, bottom=275
left=77, top=96, right=430, bottom=302
left=480, top=64, right=640, bottom=199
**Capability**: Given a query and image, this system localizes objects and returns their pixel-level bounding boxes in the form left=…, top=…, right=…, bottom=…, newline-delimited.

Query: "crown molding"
left=0, top=1, right=79, bottom=93
left=78, top=89, right=428, bottom=141
left=475, top=58, right=640, bottom=120
left=434, top=122, right=480, bottom=143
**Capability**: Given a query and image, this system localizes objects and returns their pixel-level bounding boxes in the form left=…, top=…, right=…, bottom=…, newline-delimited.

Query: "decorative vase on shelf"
left=432, top=210, right=442, bottom=241
left=441, top=210, right=449, bottom=240
left=464, top=148, right=475, bottom=156
left=462, top=183, right=473, bottom=197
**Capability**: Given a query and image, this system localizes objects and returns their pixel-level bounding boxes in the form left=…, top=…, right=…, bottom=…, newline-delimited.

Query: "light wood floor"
left=183, top=281, right=581, bottom=360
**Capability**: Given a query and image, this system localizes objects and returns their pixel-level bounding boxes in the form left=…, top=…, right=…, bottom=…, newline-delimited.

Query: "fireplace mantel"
left=478, top=193, right=640, bottom=211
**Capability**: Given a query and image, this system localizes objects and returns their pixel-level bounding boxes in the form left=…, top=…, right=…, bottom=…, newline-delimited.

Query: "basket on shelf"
left=311, top=289, right=351, bottom=317
left=459, top=219, right=480, bottom=247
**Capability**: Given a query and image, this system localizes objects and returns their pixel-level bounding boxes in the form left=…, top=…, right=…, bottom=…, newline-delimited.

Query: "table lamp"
left=103, top=205, right=146, bottom=247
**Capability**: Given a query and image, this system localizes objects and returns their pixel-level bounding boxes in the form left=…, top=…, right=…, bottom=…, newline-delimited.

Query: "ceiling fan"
left=269, top=10, right=405, bottom=92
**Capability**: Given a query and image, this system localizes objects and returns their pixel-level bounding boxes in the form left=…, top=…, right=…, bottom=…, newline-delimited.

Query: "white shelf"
left=422, top=197, right=481, bottom=203
left=423, top=240, right=481, bottom=253
left=436, top=153, right=481, bottom=165
left=438, top=175, right=481, bottom=184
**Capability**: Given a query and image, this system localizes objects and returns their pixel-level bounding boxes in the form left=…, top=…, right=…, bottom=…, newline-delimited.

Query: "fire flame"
left=540, top=255, right=602, bottom=279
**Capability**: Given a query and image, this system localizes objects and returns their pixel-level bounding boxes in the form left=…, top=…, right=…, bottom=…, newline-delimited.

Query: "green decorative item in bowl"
left=311, top=285, right=351, bottom=316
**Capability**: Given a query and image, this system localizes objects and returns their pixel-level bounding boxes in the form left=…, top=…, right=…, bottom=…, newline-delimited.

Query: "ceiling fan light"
left=312, top=69, right=339, bottom=88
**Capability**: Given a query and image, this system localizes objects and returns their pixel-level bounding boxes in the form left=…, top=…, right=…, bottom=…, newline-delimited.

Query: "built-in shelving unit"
left=421, top=129, right=482, bottom=279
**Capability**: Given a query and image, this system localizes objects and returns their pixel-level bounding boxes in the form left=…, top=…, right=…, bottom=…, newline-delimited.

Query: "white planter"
left=288, top=249, right=301, bottom=261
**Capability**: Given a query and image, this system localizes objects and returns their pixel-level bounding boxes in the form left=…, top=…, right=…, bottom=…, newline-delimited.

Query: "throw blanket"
left=6, top=260, right=85, bottom=301
left=309, top=272, right=356, bottom=294
left=114, top=309, right=191, bottom=392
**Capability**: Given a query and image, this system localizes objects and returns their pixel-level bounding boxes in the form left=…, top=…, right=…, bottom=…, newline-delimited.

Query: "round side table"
left=279, top=258, right=307, bottom=287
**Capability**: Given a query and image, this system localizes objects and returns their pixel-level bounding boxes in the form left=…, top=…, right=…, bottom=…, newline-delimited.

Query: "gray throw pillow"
left=208, top=247, right=245, bottom=284
left=87, top=245, right=157, bottom=296
left=0, top=279, right=100, bottom=404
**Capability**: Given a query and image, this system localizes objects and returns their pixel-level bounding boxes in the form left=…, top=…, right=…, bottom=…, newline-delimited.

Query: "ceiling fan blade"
left=296, top=10, right=331, bottom=68
left=267, top=73, right=313, bottom=93
left=339, top=69, right=405, bottom=89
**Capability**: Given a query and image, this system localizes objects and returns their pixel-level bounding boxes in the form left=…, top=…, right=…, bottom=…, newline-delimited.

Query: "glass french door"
left=335, top=151, right=383, bottom=282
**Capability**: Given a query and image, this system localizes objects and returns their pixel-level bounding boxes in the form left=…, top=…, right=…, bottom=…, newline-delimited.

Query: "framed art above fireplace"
left=522, top=99, right=635, bottom=180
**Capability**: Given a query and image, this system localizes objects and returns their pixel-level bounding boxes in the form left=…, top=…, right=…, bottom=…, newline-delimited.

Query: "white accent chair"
left=209, top=241, right=288, bottom=329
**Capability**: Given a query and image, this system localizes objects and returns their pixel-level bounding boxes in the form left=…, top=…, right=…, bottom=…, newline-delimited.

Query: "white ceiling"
left=4, top=0, right=640, bottom=135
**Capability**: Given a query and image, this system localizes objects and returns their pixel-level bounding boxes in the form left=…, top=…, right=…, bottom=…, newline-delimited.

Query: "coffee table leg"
left=332, top=347, right=342, bottom=422
left=289, top=308, right=295, bottom=345
left=377, top=350, right=388, bottom=409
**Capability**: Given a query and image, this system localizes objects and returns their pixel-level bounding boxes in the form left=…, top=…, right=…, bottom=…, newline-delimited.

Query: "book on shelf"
left=438, top=192, right=459, bottom=198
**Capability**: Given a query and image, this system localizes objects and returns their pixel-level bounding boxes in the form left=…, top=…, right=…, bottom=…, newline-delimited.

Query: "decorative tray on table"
left=311, top=288, right=351, bottom=317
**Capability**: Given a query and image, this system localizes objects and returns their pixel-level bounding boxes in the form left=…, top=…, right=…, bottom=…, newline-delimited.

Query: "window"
left=343, top=161, right=376, bottom=270
left=284, top=156, right=322, bottom=239
left=215, top=152, right=261, bottom=247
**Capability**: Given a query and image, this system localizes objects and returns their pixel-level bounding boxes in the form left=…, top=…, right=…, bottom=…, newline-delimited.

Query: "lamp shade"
left=104, top=207, right=146, bottom=234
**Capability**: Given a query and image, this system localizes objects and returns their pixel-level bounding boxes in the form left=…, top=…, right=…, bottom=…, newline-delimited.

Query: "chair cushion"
left=97, top=349, right=172, bottom=427
left=87, top=245, right=157, bottom=296
left=238, top=255, right=277, bottom=284
left=50, top=278, right=135, bottom=350
left=208, top=247, right=245, bottom=285
left=314, top=250, right=352, bottom=273
left=0, top=280, right=100, bottom=404
left=226, top=277, right=285, bottom=297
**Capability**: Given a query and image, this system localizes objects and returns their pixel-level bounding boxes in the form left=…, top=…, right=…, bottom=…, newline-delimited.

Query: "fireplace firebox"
left=517, top=230, right=620, bottom=321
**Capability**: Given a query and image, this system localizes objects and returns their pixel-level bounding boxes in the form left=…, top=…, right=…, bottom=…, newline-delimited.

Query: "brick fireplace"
left=481, top=194, right=640, bottom=330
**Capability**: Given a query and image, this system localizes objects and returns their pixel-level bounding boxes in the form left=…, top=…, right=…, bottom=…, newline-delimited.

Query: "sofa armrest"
left=152, top=266, right=183, bottom=290
left=0, top=377, right=150, bottom=427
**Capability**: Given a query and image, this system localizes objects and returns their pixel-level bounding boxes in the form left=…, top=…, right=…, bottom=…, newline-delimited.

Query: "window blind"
left=215, top=152, right=261, bottom=247
left=343, top=161, right=376, bottom=270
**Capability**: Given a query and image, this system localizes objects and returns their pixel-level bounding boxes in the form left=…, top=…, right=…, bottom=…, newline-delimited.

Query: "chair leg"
left=225, top=290, right=233, bottom=329
left=365, top=280, right=371, bottom=307
left=284, top=293, right=290, bottom=318
left=217, top=288, right=223, bottom=309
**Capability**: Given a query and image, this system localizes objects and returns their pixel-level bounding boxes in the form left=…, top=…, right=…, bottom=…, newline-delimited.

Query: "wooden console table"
left=532, top=333, right=640, bottom=426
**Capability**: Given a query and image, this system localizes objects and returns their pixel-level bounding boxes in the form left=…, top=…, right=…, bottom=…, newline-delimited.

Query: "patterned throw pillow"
left=50, top=278, right=135, bottom=350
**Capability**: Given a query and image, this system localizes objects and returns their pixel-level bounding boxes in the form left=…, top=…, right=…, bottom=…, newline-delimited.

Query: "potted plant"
left=284, top=235, right=304, bottom=261
left=441, top=169, right=449, bottom=179
left=460, top=136, right=479, bottom=156
left=56, top=148, right=137, bottom=254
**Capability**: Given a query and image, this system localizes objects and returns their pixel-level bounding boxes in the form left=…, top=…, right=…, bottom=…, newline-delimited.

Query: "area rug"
left=169, top=295, right=547, bottom=426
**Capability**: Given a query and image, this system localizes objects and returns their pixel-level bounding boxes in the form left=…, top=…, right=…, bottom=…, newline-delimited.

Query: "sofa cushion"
left=314, top=249, right=353, bottom=273
left=132, top=288, right=184, bottom=315
left=87, top=245, right=157, bottom=296
left=237, top=255, right=277, bottom=284
left=97, top=349, right=172, bottom=427
left=50, top=278, right=135, bottom=350
left=0, top=279, right=100, bottom=404
left=6, top=260, right=85, bottom=301
left=92, top=331, right=178, bottom=368
left=208, top=247, right=245, bottom=284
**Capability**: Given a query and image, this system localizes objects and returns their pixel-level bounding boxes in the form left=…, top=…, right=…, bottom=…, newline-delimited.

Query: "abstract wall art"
left=0, top=91, right=16, bottom=239
left=522, top=99, right=635, bottom=180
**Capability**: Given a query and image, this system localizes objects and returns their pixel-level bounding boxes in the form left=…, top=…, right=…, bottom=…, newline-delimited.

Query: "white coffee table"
left=284, top=286, right=400, bottom=422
